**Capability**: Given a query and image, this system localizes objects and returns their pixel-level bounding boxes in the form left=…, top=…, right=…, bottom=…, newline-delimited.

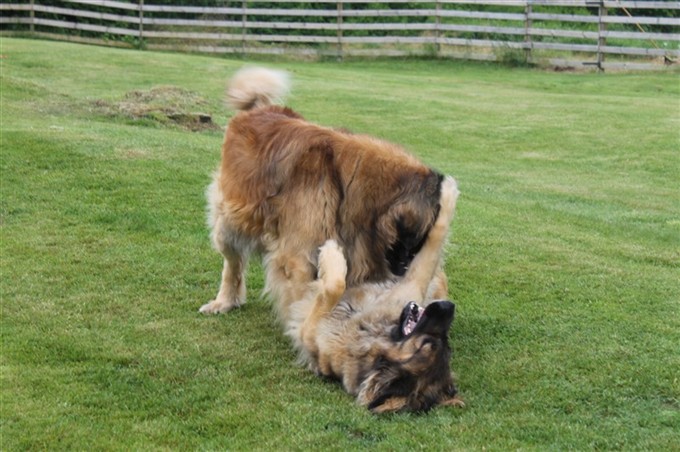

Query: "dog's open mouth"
left=400, top=301, right=425, bottom=337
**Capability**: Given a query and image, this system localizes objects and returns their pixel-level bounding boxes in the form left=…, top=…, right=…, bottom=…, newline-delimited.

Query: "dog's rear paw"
left=199, top=298, right=241, bottom=314
left=442, top=395, right=466, bottom=408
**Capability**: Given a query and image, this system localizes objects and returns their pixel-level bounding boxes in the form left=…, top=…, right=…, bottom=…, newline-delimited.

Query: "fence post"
left=435, top=0, right=441, bottom=56
left=524, top=0, right=532, bottom=64
left=337, top=1, right=343, bottom=61
left=29, top=0, right=35, bottom=34
left=138, top=0, right=144, bottom=48
left=241, top=1, right=247, bottom=56
left=597, top=0, right=607, bottom=71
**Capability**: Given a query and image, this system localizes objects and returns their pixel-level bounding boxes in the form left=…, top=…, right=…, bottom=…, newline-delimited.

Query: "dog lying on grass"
left=289, top=176, right=463, bottom=413
left=201, top=67, right=463, bottom=412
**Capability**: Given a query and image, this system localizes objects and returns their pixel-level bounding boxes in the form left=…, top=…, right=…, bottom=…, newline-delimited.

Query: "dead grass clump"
left=95, top=86, right=220, bottom=131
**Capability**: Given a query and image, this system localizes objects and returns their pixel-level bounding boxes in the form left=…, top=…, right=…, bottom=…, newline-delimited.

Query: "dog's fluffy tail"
left=226, top=67, right=290, bottom=111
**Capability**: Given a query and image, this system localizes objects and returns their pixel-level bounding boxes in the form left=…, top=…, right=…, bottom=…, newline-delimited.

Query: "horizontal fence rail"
left=1, top=1, right=679, bottom=70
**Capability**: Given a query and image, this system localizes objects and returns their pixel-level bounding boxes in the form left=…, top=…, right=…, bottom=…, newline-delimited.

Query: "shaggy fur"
left=291, top=177, right=463, bottom=413
left=201, top=67, right=448, bottom=318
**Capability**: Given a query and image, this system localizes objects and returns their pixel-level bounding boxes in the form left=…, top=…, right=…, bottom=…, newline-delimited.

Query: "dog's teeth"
left=403, top=318, right=418, bottom=336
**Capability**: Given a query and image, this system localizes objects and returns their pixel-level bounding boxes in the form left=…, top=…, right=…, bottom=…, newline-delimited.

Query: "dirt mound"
left=95, top=86, right=221, bottom=131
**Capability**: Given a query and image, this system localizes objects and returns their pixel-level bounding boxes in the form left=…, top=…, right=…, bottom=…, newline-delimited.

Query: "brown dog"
left=289, top=176, right=463, bottom=413
left=201, top=67, right=448, bottom=318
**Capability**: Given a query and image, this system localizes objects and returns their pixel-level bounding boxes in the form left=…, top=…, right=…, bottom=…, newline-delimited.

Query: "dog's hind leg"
left=200, top=177, right=250, bottom=314
left=386, top=176, right=459, bottom=305
left=301, top=240, right=347, bottom=353
left=200, top=246, right=247, bottom=314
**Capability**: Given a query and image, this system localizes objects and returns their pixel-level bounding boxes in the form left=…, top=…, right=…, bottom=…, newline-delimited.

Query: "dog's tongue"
left=403, top=303, right=425, bottom=336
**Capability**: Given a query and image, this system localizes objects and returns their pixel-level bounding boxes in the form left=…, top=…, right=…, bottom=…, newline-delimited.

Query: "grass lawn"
left=1, top=37, right=679, bottom=450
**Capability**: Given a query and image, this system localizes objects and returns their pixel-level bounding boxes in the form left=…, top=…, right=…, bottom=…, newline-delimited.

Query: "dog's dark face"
left=358, top=301, right=462, bottom=413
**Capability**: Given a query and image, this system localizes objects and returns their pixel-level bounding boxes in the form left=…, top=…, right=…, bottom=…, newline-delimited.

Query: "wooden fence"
left=2, top=1, right=679, bottom=70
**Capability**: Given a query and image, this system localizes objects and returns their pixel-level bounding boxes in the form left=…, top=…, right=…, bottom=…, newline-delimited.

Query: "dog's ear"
left=358, top=358, right=413, bottom=412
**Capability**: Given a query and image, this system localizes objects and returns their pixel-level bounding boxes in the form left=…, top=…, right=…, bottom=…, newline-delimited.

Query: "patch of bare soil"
left=94, top=86, right=221, bottom=131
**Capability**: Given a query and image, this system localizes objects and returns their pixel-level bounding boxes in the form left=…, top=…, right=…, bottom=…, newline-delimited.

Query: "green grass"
left=1, top=37, right=679, bottom=450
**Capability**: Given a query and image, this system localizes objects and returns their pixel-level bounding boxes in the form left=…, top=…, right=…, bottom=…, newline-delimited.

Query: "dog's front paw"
left=438, top=176, right=459, bottom=221
left=199, top=298, right=241, bottom=314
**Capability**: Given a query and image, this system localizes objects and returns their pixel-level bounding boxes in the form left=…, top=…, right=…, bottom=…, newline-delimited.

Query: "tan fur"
left=226, top=66, right=290, bottom=111
left=289, top=177, right=463, bottom=412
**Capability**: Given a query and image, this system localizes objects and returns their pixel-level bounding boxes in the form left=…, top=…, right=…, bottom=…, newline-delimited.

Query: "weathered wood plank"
left=602, top=1, right=680, bottom=10
left=0, top=17, right=33, bottom=24
left=31, top=18, right=138, bottom=36
left=602, top=16, right=680, bottom=26
left=33, top=5, right=139, bottom=24
left=0, top=4, right=33, bottom=11
left=62, top=0, right=139, bottom=12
